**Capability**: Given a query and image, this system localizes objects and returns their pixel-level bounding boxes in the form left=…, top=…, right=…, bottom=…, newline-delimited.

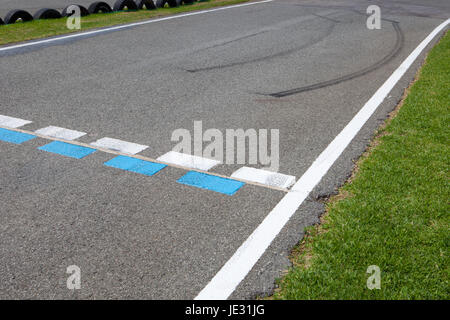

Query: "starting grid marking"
left=0, top=128, right=36, bottom=145
left=35, top=126, right=86, bottom=141
left=38, top=141, right=97, bottom=159
left=157, top=151, right=221, bottom=171
left=90, top=137, right=148, bottom=155
left=0, top=115, right=296, bottom=195
left=0, top=115, right=32, bottom=128
left=105, top=155, right=167, bottom=177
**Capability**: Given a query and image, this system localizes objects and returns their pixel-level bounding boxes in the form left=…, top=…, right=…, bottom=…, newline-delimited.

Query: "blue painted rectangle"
left=104, top=155, right=166, bottom=176
left=177, top=171, right=245, bottom=196
left=0, top=128, right=36, bottom=144
left=38, top=141, right=96, bottom=159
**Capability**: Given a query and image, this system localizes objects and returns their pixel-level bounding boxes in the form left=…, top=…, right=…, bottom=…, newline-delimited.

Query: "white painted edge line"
left=0, top=0, right=273, bottom=53
left=231, top=167, right=296, bottom=189
left=0, top=115, right=32, bottom=128
left=195, top=18, right=450, bottom=300
left=157, top=151, right=220, bottom=171
left=90, top=137, right=148, bottom=155
left=35, top=126, right=86, bottom=141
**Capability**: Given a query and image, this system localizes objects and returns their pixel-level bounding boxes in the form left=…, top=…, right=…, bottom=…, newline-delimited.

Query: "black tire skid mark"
left=311, top=12, right=341, bottom=23
left=191, top=29, right=272, bottom=54
left=287, top=1, right=447, bottom=20
left=185, top=20, right=337, bottom=73
left=265, top=21, right=404, bottom=98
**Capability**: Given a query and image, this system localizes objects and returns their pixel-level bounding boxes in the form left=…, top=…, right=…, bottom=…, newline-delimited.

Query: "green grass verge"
left=272, top=31, right=450, bottom=300
left=0, top=0, right=249, bottom=46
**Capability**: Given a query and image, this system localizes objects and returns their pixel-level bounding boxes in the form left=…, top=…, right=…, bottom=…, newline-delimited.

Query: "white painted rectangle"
left=231, top=167, right=296, bottom=189
left=0, top=115, right=32, bottom=128
left=157, top=151, right=220, bottom=171
left=35, top=126, right=86, bottom=141
left=90, top=137, right=148, bottom=155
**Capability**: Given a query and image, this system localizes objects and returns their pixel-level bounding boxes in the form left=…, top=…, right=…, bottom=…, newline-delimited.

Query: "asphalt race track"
left=0, top=0, right=449, bottom=299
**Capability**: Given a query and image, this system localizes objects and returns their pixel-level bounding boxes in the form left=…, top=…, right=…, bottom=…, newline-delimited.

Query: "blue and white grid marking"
left=0, top=114, right=294, bottom=195
left=0, top=128, right=36, bottom=144
left=231, top=167, right=296, bottom=189
left=157, top=151, right=221, bottom=171
left=0, top=115, right=32, bottom=128
left=35, top=126, right=86, bottom=141
left=38, top=141, right=96, bottom=159
left=177, top=171, right=245, bottom=196
left=104, top=155, right=167, bottom=176
left=91, top=137, right=148, bottom=155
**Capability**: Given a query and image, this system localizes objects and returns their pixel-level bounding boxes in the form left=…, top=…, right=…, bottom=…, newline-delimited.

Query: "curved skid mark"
left=186, top=21, right=337, bottom=73
left=192, top=29, right=272, bottom=54
left=266, top=21, right=404, bottom=97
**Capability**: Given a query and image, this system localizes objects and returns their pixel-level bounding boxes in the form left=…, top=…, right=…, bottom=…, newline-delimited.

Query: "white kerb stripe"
left=35, top=126, right=86, bottom=140
left=195, top=18, right=450, bottom=300
left=0, top=115, right=32, bottom=128
left=231, top=167, right=296, bottom=189
left=157, top=151, right=220, bottom=171
left=90, top=137, right=148, bottom=155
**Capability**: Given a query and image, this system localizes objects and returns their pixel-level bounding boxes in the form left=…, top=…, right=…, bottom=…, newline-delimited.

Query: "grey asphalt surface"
left=0, top=0, right=449, bottom=299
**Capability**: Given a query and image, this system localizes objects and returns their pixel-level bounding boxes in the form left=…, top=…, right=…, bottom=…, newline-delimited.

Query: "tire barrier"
left=88, top=2, right=113, bottom=14
left=155, top=0, right=182, bottom=8
left=154, top=0, right=166, bottom=8
left=113, top=0, right=139, bottom=11
left=33, top=8, right=62, bottom=20
left=168, top=0, right=183, bottom=8
left=61, top=5, right=90, bottom=17
left=136, top=0, right=157, bottom=10
left=4, top=9, right=34, bottom=24
left=1, top=0, right=204, bottom=26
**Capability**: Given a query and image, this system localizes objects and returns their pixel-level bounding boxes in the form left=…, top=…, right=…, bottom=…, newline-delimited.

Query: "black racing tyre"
left=154, top=0, right=166, bottom=8
left=155, top=0, right=181, bottom=8
left=33, top=8, right=62, bottom=20
left=136, top=0, right=156, bottom=10
left=88, top=1, right=113, bottom=14
left=168, top=0, right=182, bottom=7
left=113, top=0, right=138, bottom=11
left=61, top=5, right=90, bottom=17
left=4, top=9, right=34, bottom=24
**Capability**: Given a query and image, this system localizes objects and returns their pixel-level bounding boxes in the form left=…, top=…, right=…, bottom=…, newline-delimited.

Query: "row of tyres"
left=0, top=0, right=197, bottom=25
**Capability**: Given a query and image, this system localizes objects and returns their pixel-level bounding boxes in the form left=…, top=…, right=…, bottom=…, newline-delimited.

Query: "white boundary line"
left=195, top=18, right=450, bottom=300
left=0, top=0, right=273, bottom=53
